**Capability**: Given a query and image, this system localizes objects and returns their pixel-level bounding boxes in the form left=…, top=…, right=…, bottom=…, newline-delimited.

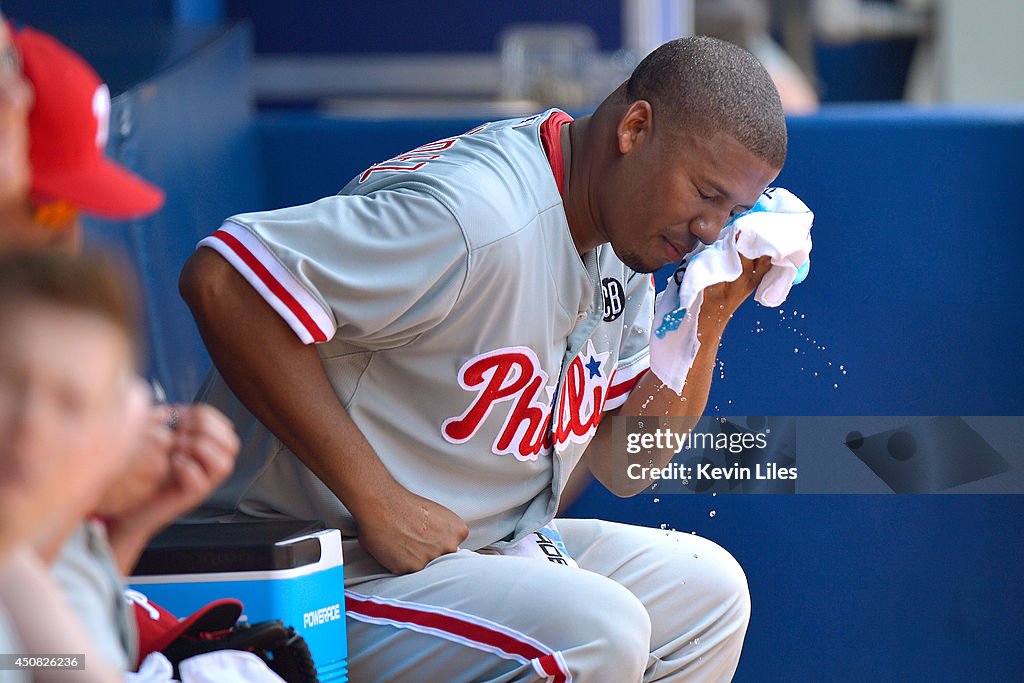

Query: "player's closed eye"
left=693, top=182, right=717, bottom=201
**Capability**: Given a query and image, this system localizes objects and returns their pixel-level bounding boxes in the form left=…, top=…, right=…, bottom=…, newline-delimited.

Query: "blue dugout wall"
left=51, top=25, right=1024, bottom=682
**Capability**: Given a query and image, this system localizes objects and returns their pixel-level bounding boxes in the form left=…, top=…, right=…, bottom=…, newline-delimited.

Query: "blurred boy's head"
left=0, top=250, right=149, bottom=550
left=0, top=25, right=163, bottom=253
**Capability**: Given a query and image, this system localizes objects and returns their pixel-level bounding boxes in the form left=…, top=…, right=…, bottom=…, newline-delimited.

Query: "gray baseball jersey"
left=195, top=109, right=654, bottom=550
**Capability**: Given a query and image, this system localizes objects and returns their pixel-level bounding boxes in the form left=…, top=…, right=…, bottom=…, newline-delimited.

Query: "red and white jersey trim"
left=199, top=222, right=336, bottom=344
left=346, top=591, right=572, bottom=682
left=603, top=355, right=651, bottom=411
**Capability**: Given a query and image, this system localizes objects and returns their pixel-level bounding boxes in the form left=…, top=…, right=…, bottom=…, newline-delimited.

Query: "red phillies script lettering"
left=358, top=123, right=489, bottom=183
left=442, top=342, right=609, bottom=461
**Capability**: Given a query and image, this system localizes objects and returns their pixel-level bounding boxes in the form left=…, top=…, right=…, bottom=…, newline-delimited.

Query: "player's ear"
left=617, top=100, right=653, bottom=155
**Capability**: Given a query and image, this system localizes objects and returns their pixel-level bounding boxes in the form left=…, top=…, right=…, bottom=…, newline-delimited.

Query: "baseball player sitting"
left=182, top=36, right=785, bottom=682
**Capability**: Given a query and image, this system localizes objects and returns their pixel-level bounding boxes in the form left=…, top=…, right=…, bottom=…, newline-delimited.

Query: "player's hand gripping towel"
left=651, top=187, right=813, bottom=393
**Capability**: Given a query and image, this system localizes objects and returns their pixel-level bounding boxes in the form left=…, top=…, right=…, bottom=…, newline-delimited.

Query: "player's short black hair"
left=622, top=35, right=787, bottom=168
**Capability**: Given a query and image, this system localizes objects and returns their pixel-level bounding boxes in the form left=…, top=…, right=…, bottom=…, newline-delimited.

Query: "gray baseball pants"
left=342, top=518, right=750, bottom=682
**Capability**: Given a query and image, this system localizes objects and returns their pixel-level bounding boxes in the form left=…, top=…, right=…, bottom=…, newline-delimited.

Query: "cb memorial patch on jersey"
left=601, top=277, right=625, bottom=322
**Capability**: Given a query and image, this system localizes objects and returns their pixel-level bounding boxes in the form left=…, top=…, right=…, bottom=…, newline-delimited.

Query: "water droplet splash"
left=749, top=306, right=848, bottom=390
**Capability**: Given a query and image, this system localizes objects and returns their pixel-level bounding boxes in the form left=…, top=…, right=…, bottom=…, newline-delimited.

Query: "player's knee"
left=700, top=540, right=752, bottom=636
left=572, top=579, right=651, bottom=678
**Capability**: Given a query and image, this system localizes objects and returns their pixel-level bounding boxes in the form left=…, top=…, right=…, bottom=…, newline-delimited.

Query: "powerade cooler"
left=128, top=521, right=347, bottom=681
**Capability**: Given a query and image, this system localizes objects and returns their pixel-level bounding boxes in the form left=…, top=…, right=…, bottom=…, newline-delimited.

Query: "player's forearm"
left=587, top=314, right=727, bottom=496
left=625, top=312, right=727, bottom=421
left=178, top=248, right=400, bottom=517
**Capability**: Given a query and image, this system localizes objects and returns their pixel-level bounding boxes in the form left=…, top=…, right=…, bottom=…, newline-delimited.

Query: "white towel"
left=127, top=651, right=288, bottom=683
left=126, top=653, right=175, bottom=682
left=650, top=187, right=813, bottom=393
left=179, top=650, right=288, bottom=683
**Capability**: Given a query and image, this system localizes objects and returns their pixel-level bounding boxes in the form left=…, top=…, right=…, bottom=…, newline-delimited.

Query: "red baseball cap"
left=12, top=25, right=165, bottom=219
left=127, top=590, right=243, bottom=665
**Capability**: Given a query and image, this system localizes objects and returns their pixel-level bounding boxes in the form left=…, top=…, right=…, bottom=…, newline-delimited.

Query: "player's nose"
left=690, top=213, right=728, bottom=245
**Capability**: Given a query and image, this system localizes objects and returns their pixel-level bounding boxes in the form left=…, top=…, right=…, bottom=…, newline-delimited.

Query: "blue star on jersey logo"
left=582, top=340, right=609, bottom=380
